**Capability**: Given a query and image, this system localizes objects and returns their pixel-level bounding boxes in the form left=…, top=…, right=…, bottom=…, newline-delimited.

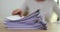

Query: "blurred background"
left=0, top=0, right=60, bottom=23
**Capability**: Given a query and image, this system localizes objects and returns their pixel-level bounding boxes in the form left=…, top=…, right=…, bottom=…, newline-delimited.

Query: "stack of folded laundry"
left=4, top=10, right=47, bottom=30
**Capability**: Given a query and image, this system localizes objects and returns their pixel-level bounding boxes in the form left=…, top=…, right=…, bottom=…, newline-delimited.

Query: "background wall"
left=0, top=0, right=25, bottom=21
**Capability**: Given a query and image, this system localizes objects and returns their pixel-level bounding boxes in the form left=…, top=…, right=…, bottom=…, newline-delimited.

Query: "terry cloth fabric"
left=4, top=10, right=47, bottom=30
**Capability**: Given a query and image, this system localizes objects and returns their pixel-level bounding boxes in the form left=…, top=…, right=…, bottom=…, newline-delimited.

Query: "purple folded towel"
left=4, top=10, right=47, bottom=30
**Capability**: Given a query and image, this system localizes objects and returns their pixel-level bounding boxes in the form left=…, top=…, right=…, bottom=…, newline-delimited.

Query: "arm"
left=19, top=0, right=29, bottom=16
left=53, top=2, right=60, bottom=19
left=12, top=0, right=28, bottom=16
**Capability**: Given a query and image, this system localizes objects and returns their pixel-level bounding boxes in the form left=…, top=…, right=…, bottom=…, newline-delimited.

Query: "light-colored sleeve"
left=19, top=0, right=27, bottom=13
left=53, top=2, right=60, bottom=18
left=19, top=0, right=28, bottom=16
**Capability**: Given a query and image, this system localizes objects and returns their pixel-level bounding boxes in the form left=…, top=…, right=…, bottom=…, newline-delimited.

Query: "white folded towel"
left=6, top=15, right=24, bottom=20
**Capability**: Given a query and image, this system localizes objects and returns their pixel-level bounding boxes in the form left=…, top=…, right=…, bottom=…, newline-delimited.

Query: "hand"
left=12, top=9, right=23, bottom=17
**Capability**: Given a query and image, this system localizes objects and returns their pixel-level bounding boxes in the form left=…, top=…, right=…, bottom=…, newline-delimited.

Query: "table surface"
left=0, top=21, right=60, bottom=32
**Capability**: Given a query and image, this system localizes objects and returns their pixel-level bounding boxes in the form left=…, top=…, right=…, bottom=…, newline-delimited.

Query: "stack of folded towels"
left=4, top=10, right=47, bottom=30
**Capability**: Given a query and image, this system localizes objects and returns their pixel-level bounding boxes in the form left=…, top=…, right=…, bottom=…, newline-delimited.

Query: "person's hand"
left=12, top=9, right=23, bottom=17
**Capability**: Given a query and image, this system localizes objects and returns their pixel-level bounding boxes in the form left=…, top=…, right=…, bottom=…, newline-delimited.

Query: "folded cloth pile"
left=4, top=10, right=47, bottom=30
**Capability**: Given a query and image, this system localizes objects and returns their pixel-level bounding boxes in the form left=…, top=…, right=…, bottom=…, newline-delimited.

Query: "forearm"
left=54, top=5, right=60, bottom=20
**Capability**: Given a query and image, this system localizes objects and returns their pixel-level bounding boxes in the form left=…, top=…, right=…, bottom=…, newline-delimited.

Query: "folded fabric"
left=4, top=10, right=47, bottom=30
